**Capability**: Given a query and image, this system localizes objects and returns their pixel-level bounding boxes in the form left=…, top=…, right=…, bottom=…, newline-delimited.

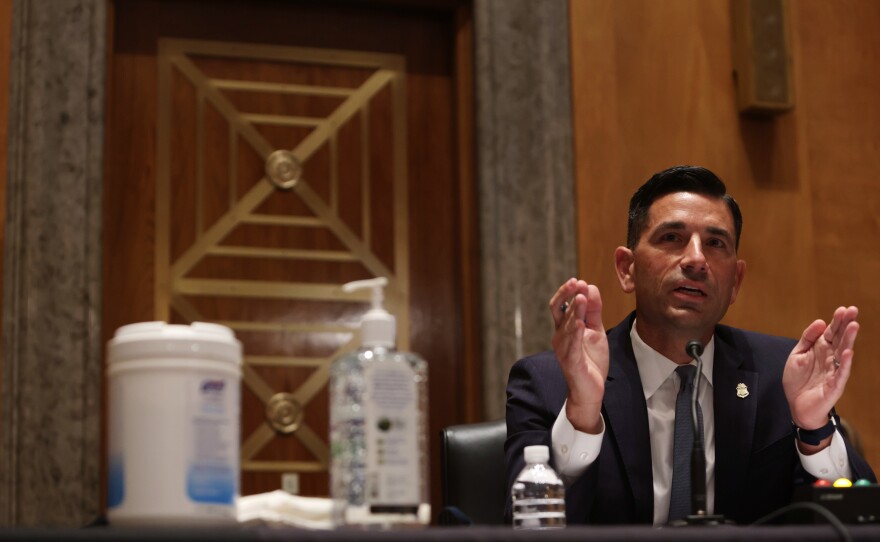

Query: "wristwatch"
left=793, top=414, right=837, bottom=446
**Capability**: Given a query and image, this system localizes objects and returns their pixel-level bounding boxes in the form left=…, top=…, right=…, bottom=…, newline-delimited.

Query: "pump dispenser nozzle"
left=343, top=277, right=395, bottom=348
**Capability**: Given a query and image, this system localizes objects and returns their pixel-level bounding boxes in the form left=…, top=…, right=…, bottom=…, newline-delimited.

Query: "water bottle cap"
left=523, top=445, right=550, bottom=464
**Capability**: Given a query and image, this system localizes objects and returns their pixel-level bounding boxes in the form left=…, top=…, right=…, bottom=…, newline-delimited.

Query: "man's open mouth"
left=675, top=286, right=706, bottom=297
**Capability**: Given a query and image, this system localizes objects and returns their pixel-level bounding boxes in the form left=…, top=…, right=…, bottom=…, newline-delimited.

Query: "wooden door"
left=103, top=0, right=478, bottom=514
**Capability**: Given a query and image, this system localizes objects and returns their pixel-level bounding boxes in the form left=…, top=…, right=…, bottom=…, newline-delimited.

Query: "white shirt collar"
left=629, top=318, right=715, bottom=401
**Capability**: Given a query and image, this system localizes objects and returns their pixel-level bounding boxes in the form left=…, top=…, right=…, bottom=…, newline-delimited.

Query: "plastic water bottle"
left=511, top=445, right=566, bottom=529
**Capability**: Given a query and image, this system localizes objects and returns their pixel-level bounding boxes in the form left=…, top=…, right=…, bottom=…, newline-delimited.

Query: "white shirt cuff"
left=551, top=399, right=605, bottom=484
left=798, top=430, right=852, bottom=481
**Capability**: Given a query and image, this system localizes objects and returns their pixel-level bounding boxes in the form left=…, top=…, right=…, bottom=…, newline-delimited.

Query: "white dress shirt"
left=551, top=321, right=852, bottom=525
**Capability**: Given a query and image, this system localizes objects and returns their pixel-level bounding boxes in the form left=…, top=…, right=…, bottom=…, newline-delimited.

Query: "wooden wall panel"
left=570, top=0, right=879, bottom=470
left=794, top=0, right=880, bottom=467
left=0, top=0, right=12, bottom=382
left=570, top=0, right=817, bottom=336
left=106, top=0, right=477, bottom=517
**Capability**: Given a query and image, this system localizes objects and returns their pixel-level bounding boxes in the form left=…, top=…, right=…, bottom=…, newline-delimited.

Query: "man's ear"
left=729, top=259, right=747, bottom=304
left=614, top=246, right=636, bottom=293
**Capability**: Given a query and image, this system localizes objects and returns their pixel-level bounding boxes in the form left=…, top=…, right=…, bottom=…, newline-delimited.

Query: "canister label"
left=187, top=376, right=239, bottom=504
left=107, top=457, right=125, bottom=507
left=108, top=377, right=125, bottom=508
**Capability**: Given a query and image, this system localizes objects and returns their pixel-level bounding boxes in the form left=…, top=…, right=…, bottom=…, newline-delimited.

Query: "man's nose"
left=681, top=235, right=707, bottom=272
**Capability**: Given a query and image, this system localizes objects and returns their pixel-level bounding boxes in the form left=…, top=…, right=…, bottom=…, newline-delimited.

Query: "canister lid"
left=107, top=321, right=242, bottom=365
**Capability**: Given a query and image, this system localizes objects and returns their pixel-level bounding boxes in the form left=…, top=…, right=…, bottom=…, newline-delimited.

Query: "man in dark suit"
left=505, top=165, right=876, bottom=525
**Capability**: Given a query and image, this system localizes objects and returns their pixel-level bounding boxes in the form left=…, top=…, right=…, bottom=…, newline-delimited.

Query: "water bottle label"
left=512, top=497, right=567, bottom=529
left=186, top=376, right=239, bottom=504
left=363, top=360, right=419, bottom=505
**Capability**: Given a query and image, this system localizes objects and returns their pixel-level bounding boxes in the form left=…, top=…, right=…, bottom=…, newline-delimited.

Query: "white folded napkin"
left=237, top=490, right=334, bottom=530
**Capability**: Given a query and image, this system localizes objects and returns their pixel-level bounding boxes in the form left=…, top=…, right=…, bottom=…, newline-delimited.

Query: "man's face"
left=618, top=192, right=745, bottom=339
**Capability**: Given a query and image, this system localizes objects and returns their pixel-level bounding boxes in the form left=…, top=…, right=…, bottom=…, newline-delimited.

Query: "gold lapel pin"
left=736, top=383, right=749, bottom=399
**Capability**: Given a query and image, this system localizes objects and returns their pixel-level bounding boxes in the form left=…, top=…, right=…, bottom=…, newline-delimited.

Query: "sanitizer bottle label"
left=363, top=360, right=419, bottom=508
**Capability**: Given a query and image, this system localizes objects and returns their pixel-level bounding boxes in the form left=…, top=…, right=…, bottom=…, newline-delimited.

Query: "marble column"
left=475, top=0, right=578, bottom=421
left=1, top=0, right=106, bottom=527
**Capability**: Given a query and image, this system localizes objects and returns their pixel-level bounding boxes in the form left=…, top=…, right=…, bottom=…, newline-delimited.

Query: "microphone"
left=686, top=340, right=708, bottom=518
left=675, top=339, right=729, bottom=526
left=686, top=340, right=703, bottom=358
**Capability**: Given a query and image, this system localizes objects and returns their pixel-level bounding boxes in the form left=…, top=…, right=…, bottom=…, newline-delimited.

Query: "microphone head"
left=686, top=339, right=704, bottom=357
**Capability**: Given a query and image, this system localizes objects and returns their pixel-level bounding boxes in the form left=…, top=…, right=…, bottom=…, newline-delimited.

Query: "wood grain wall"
left=570, top=0, right=880, bottom=471
left=0, top=0, right=13, bottom=384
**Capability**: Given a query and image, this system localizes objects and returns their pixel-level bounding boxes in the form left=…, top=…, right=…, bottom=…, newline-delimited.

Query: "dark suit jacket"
left=504, top=312, right=876, bottom=525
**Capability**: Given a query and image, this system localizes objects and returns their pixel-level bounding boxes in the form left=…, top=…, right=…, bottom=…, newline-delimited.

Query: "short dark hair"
left=626, top=165, right=743, bottom=250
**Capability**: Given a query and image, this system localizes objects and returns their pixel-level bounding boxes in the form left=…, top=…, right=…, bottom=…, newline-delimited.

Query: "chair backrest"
left=439, top=419, right=507, bottom=525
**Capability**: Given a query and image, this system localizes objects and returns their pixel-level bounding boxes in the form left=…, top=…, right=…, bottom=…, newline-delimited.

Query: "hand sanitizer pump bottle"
left=329, top=277, right=429, bottom=528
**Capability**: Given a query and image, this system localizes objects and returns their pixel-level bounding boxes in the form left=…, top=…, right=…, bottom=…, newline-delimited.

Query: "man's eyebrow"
left=654, top=222, right=733, bottom=240
left=706, top=226, right=734, bottom=240
left=654, top=221, right=685, bottom=231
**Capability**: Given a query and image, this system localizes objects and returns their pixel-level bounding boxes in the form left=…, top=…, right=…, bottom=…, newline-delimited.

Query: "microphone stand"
left=672, top=340, right=729, bottom=526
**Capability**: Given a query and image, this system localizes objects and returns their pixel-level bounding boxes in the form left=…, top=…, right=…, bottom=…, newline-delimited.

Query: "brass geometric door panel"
left=155, top=39, right=409, bottom=479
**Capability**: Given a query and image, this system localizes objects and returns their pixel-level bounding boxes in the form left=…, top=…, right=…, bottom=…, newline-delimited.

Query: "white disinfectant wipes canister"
left=106, top=321, right=242, bottom=525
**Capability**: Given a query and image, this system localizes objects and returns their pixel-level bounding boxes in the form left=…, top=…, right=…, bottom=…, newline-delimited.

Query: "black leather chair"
left=438, top=419, right=507, bottom=525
